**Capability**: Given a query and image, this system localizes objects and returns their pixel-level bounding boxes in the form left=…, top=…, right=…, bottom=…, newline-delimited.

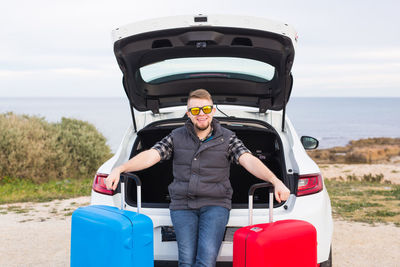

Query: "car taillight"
left=297, top=173, right=323, bottom=197
left=92, top=173, right=115, bottom=195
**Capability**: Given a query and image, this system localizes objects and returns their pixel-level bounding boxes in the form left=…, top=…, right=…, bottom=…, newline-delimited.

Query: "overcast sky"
left=1, top=0, right=399, bottom=98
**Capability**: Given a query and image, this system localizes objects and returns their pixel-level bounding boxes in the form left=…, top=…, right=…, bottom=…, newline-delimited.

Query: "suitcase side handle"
left=120, top=172, right=142, bottom=213
left=248, top=182, right=274, bottom=225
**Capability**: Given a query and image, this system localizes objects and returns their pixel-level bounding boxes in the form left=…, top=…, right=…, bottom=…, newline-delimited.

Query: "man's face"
left=186, top=98, right=216, bottom=131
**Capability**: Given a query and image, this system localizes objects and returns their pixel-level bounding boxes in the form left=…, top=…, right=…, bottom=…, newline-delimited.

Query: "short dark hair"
left=188, top=89, right=213, bottom=103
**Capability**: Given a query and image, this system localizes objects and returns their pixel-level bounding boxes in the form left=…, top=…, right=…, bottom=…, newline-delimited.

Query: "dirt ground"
left=1, top=163, right=399, bottom=267
left=320, top=163, right=400, bottom=184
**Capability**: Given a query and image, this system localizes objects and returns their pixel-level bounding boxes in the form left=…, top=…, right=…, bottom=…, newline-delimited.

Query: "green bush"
left=0, top=112, right=112, bottom=183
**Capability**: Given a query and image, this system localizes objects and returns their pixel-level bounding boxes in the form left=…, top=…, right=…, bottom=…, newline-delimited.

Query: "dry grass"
left=326, top=175, right=400, bottom=226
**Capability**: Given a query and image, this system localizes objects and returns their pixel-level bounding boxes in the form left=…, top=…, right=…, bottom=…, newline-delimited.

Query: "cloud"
left=296, top=73, right=400, bottom=89
left=296, top=46, right=400, bottom=63
left=351, top=49, right=400, bottom=61
left=0, top=68, right=112, bottom=77
left=290, top=45, right=400, bottom=96
left=0, top=66, right=123, bottom=97
left=1, top=0, right=399, bottom=97
left=292, top=60, right=400, bottom=96
left=295, top=62, right=400, bottom=73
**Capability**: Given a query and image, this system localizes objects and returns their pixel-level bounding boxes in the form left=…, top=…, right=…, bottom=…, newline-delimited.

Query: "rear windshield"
left=139, top=57, right=275, bottom=84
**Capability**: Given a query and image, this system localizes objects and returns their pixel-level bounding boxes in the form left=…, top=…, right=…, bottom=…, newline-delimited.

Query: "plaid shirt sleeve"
left=228, top=134, right=251, bottom=164
left=151, top=133, right=173, bottom=161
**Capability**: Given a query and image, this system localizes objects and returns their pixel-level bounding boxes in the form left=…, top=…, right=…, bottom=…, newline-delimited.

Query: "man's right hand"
left=105, top=167, right=122, bottom=191
left=104, top=149, right=162, bottom=191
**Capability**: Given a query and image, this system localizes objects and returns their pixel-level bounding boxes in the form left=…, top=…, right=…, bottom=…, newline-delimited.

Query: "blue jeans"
left=170, top=206, right=230, bottom=267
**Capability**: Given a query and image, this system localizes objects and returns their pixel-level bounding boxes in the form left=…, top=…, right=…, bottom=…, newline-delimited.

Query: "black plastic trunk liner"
left=126, top=121, right=285, bottom=208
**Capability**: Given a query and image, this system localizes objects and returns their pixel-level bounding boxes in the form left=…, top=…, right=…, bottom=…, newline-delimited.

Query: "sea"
left=1, top=97, right=399, bottom=152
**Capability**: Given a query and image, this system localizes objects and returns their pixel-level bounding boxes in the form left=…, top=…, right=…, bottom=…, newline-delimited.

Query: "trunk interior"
left=126, top=117, right=286, bottom=208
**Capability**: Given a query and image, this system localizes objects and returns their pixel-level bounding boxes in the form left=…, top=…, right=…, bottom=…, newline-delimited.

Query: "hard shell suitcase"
left=70, top=173, right=153, bottom=267
left=233, top=183, right=317, bottom=267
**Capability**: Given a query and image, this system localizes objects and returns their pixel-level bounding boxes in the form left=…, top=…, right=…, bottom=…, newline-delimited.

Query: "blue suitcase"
left=70, top=173, right=153, bottom=267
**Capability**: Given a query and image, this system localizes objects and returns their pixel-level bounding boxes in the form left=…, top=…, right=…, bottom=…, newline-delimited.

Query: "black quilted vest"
left=168, top=119, right=233, bottom=210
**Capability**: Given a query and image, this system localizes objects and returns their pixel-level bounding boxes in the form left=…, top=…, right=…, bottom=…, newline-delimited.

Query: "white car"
left=91, top=14, right=333, bottom=267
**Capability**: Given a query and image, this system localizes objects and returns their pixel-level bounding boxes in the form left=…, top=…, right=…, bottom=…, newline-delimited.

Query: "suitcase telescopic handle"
left=119, top=172, right=142, bottom=213
left=248, top=182, right=274, bottom=225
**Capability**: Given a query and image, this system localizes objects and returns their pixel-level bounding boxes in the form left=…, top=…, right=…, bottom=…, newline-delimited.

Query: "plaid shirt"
left=152, top=132, right=250, bottom=164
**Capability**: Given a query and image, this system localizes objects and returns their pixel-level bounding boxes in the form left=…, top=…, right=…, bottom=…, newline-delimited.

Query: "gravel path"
left=0, top=196, right=399, bottom=267
left=0, top=197, right=90, bottom=267
left=332, top=220, right=400, bottom=267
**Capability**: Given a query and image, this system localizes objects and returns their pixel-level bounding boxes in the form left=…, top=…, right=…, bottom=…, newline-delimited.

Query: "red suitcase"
left=233, top=183, right=317, bottom=267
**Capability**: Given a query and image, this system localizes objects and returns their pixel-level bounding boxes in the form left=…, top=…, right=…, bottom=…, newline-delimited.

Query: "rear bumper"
left=155, top=261, right=232, bottom=267
left=136, top=188, right=333, bottom=264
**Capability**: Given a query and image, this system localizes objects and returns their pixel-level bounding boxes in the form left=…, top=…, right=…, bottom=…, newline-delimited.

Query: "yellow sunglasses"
left=188, top=105, right=213, bottom=116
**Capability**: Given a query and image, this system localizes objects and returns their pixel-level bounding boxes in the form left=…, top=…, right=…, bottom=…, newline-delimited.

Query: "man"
left=105, top=89, right=290, bottom=267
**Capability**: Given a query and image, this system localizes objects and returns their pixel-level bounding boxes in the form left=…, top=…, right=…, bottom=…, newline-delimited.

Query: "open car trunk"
left=125, top=117, right=288, bottom=208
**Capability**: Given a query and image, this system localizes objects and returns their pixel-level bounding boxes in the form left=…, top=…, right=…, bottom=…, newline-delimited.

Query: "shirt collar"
left=199, top=126, right=213, bottom=142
